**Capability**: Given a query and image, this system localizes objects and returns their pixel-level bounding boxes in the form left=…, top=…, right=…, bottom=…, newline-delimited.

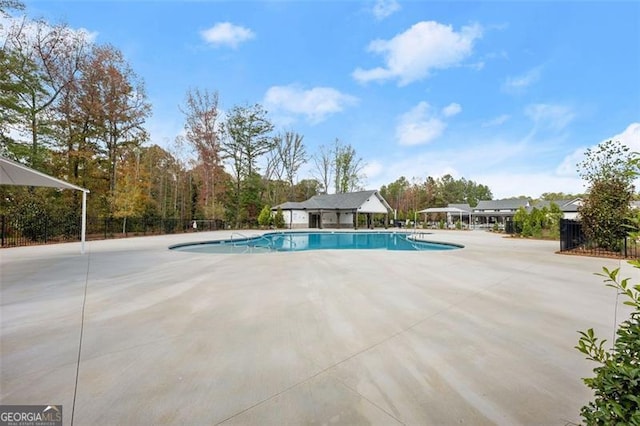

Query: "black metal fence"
left=1, top=215, right=225, bottom=248
left=559, top=218, right=639, bottom=258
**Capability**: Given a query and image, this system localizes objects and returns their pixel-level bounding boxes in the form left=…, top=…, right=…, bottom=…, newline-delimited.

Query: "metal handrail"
left=250, top=233, right=276, bottom=251
left=275, top=233, right=297, bottom=250
left=228, top=232, right=277, bottom=252
left=230, top=232, right=249, bottom=241
left=405, top=231, right=427, bottom=250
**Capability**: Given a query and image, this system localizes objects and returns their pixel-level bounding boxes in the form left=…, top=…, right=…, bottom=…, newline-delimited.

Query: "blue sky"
left=11, top=0, right=640, bottom=198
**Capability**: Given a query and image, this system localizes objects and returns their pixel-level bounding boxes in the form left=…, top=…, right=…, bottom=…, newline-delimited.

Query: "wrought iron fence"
left=559, top=218, right=639, bottom=259
left=1, top=215, right=225, bottom=248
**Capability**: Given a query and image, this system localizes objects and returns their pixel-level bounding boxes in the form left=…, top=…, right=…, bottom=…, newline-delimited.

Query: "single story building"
left=272, top=190, right=393, bottom=229
left=547, top=198, right=581, bottom=220
left=472, top=199, right=530, bottom=226
left=419, top=198, right=583, bottom=228
left=472, top=198, right=584, bottom=225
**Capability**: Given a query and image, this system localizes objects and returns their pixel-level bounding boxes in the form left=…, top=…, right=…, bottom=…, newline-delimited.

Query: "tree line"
left=1, top=3, right=498, bottom=232
left=379, top=175, right=493, bottom=221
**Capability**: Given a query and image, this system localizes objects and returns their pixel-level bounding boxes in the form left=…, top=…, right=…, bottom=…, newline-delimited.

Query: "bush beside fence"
left=559, top=218, right=639, bottom=259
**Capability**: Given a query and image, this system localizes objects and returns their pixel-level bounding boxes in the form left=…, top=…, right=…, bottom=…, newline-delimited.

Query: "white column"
left=81, top=190, right=88, bottom=254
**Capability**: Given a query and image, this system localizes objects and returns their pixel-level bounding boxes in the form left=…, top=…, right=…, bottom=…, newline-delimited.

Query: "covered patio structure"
left=0, top=156, right=90, bottom=253
left=418, top=206, right=472, bottom=229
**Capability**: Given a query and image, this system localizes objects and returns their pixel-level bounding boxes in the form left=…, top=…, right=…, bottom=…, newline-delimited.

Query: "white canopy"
left=0, top=156, right=89, bottom=254
left=417, top=207, right=469, bottom=214
left=418, top=206, right=471, bottom=228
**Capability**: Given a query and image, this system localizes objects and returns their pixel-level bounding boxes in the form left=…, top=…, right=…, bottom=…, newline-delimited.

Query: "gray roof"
left=474, top=199, right=529, bottom=211
left=534, top=199, right=581, bottom=212
left=275, top=201, right=307, bottom=210
left=473, top=198, right=582, bottom=214
left=557, top=198, right=582, bottom=212
left=418, top=207, right=470, bottom=215
left=274, top=190, right=392, bottom=212
left=448, top=203, right=472, bottom=213
left=531, top=200, right=555, bottom=210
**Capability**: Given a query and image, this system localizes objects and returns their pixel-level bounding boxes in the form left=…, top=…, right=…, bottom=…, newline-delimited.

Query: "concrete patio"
left=0, top=230, right=635, bottom=425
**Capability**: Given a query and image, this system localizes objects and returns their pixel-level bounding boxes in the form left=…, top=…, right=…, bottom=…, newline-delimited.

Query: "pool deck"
left=1, top=229, right=636, bottom=425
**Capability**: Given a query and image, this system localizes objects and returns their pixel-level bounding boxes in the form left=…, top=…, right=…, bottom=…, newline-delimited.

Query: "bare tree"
left=278, top=131, right=307, bottom=194
left=81, top=44, right=150, bottom=198
left=52, top=42, right=97, bottom=186
left=263, top=135, right=285, bottom=205
left=312, top=143, right=333, bottom=194
left=0, top=0, right=24, bottom=16
left=180, top=88, right=221, bottom=218
left=4, top=18, right=88, bottom=166
left=0, top=1, right=25, bottom=137
left=263, top=131, right=307, bottom=204
left=333, top=139, right=365, bottom=193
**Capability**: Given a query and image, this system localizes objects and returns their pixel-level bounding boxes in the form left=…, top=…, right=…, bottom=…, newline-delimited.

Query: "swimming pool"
left=170, top=231, right=462, bottom=253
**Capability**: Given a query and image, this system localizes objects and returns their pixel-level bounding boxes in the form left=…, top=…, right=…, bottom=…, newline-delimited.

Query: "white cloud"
left=200, top=22, right=254, bottom=48
left=146, top=117, right=184, bottom=146
left=614, top=122, right=640, bottom=151
left=396, top=102, right=460, bottom=146
left=474, top=172, right=583, bottom=199
left=556, top=148, right=585, bottom=177
left=502, top=66, right=541, bottom=93
left=371, top=124, right=640, bottom=200
left=366, top=116, right=592, bottom=198
left=396, top=102, right=446, bottom=146
left=556, top=122, right=640, bottom=177
left=263, top=84, right=358, bottom=124
left=362, top=160, right=384, bottom=181
left=481, top=114, right=510, bottom=127
left=525, top=103, right=575, bottom=131
left=365, top=138, right=582, bottom=199
left=352, top=21, right=483, bottom=86
left=372, top=0, right=401, bottom=21
left=0, top=15, right=98, bottom=45
left=442, top=102, right=462, bottom=117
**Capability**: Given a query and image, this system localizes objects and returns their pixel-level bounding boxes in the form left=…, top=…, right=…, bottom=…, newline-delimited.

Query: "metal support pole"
left=81, top=190, right=87, bottom=254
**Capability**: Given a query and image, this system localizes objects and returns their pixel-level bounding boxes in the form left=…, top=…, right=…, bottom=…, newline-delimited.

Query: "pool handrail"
left=230, top=232, right=250, bottom=241
left=229, top=232, right=275, bottom=251
left=250, top=234, right=276, bottom=251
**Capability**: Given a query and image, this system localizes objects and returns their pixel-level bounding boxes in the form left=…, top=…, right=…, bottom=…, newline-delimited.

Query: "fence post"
left=1, top=215, right=4, bottom=247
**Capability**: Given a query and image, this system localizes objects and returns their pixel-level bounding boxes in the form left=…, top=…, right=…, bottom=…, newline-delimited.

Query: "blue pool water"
left=170, top=231, right=462, bottom=253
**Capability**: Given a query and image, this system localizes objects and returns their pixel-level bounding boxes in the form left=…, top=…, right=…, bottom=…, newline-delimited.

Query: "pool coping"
left=168, top=229, right=465, bottom=252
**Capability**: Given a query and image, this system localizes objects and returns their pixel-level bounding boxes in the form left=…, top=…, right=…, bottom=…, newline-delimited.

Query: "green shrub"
left=15, top=196, right=50, bottom=242
left=578, top=140, right=634, bottom=251
left=532, top=222, right=542, bottom=238
left=576, top=265, right=640, bottom=424
left=258, top=205, right=273, bottom=228
left=273, top=208, right=286, bottom=229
